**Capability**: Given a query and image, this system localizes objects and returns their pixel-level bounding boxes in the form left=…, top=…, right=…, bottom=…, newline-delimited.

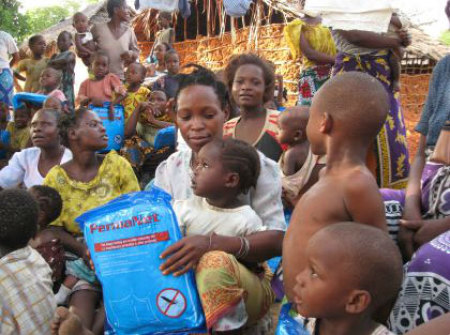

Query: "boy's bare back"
left=282, top=72, right=391, bottom=302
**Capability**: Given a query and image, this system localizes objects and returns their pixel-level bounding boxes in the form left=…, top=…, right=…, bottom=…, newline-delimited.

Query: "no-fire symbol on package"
left=156, top=288, right=187, bottom=318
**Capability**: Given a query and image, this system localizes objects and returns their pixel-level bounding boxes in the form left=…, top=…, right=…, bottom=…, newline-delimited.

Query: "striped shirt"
left=0, top=246, right=56, bottom=334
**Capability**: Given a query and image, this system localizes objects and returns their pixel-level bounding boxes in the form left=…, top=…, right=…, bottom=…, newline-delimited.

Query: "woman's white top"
left=0, top=147, right=72, bottom=188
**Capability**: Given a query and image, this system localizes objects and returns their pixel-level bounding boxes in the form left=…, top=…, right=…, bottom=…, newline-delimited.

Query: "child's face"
left=57, top=33, right=72, bottom=52
left=125, top=63, right=144, bottom=86
left=192, top=143, right=228, bottom=198
left=30, top=37, right=47, bottom=57
left=278, top=116, right=301, bottom=145
left=73, top=14, right=89, bottom=33
left=293, top=235, right=356, bottom=319
left=149, top=91, right=167, bottom=112
left=166, top=54, right=180, bottom=75
left=154, top=44, right=166, bottom=62
left=75, top=110, right=108, bottom=151
left=232, top=64, right=265, bottom=109
left=92, top=56, right=109, bottom=79
left=30, top=109, right=60, bottom=148
left=14, top=108, right=30, bottom=129
left=40, top=68, right=59, bottom=90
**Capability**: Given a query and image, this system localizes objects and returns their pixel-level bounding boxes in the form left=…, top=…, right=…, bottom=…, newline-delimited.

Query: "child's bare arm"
left=344, top=172, right=387, bottom=231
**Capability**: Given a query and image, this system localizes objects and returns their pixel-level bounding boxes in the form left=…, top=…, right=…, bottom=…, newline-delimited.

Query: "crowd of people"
left=0, top=0, right=449, bottom=334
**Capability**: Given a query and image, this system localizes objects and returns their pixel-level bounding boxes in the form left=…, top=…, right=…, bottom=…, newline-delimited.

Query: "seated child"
left=5, top=103, right=31, bottom=152
left=14, top=34, right=48, bottom=93
left=152, top=49, right=180, bottom=99
left=28, top=185, right=65, bottom=287
left=292, top=222, right=402, bottom=334
left=77, top=51, right=126, bottom=120
left=0, top=189, right=56, bottom=334
left=73, top=12, right=96, bottom=67
left=38, top=67, right=68, bottom=106
left=172, top=138, right=265, bottom=332
left=122, top=90, right=173, bottom=171
left=117, top=62, right=150, bottom=121
left=173, top=138, right=264, bottom=237
left=48, top=31, right=76, bottom=111
left=283, top=72, right=390, bottom=303
left=278, top=107, right=310, bottom=207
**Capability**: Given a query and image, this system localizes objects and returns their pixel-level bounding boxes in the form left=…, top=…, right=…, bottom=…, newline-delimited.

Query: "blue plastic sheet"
left=76, top=187, right=206, bottom=334
left=89, top=103, right=125, bottom=153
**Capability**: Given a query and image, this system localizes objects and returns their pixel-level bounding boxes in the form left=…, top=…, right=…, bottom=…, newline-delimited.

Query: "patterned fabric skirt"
left=195, top=251, right=274, bottom=332
left=389, top=231, right=450, bottom=333
left=297, top=64, right=332, bottom=106
left=333, top=52, right=409, bottom=189
left=0, top=68, right=14, bottom=107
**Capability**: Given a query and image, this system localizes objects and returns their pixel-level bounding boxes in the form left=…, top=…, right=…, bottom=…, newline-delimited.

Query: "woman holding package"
left=154, top=65, right=285, bottom=334
left=284, top=12, right=336, bottom=106
left=332, top=24, right=411, bottom=189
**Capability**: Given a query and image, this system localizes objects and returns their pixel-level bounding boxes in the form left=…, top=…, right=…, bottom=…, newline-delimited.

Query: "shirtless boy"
left=283, top=72, right=389, bottom=302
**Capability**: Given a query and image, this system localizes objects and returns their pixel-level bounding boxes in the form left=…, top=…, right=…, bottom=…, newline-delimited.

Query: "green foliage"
left=0, top=0, right=32, bottom=43
left=25, top=6, right=71, bottom=33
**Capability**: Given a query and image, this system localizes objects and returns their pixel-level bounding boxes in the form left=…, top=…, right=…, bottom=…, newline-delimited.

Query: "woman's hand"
left=160, top=235, right=210, bottom=276
left=398, top=29, right=412, bottom=47
left=398, top=220, right=419, bottom=261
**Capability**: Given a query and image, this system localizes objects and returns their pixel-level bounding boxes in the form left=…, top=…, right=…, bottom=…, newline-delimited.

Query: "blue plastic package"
left=12, top=92, right=47, bottom=110
left=275, top=303, right=310, bottom=335
left=89, top=103, right=125, bottom=153
left=76, top=186, right=206, bottom=335
left=154, top=126, right=176, bottom=151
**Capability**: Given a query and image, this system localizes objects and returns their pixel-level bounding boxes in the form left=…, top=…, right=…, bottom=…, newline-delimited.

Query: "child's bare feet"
left=51, top=307, right=94, bottom=335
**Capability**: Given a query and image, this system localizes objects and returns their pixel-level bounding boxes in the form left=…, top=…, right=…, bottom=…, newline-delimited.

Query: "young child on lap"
left=73, top=12, right=96, bottom=68
left=174, top=138, right=264, bottom=238
left=292, top=222, right=402, bottom=334
left=173, top=138, right=266, bottom=332
left=283, top=72, right=390, bottom=303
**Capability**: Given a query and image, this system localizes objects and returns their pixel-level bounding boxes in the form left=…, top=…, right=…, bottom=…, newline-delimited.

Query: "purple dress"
left=385, top=163, right=450, bottom=333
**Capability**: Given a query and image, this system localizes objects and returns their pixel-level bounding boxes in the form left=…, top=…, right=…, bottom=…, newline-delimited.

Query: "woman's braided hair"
left=58, top=107, right=90, bottom=148
left=175, top=64, right=230, bottom=110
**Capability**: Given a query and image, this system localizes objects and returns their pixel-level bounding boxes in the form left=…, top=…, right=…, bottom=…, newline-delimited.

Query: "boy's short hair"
left=225, top=53, right=275, bottom=104
left=58, top=30, right=73, bottom=41
left=164, top=49, right=179, bottom=63
left=280, top=106, right=309, bottom=130
left=91, top=50, right=110, bottom=64
left=29, top=185, right=63, bottom=224
left=73, top=11, right=87, bottom=22
left=0, top=189, right=39, bottom=249
left=28, top=34, right=44, bottom=46
left=210, top=138, right=261, bottom=194
left=315, top=72, right=389, bottom=144
left=313, top=222, right=403, bottom=311
left=14, top=103, right=31, bottom=116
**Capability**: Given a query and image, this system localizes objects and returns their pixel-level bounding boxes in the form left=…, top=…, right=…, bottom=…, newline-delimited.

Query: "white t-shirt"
left=173, top=196, right=266, bottom=237
left=0, top=147, right=72, bottom=189
left=154, top=148, right=286, bottom=232
left=0, top=31, right=18, bottom=69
